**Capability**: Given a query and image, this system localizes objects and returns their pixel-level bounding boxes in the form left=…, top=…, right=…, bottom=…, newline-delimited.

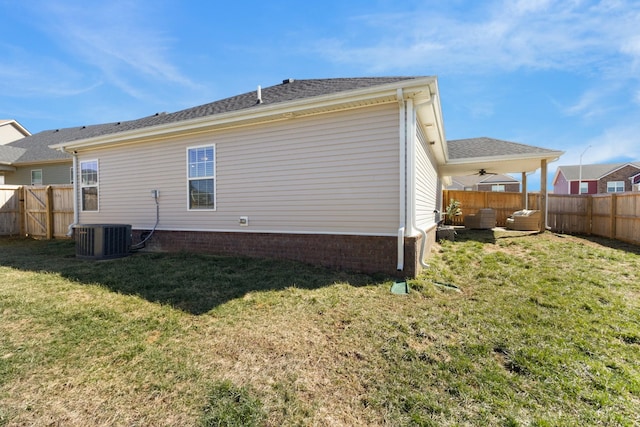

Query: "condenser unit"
left=74, top=224, right=132, bottom=260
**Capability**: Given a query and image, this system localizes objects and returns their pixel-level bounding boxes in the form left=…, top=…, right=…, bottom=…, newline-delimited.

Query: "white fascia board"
left=440, top=151, right=564, bottom=176
left=52, top=77, right=438, bottom=152
left=0, top=119, right=31, bottom=137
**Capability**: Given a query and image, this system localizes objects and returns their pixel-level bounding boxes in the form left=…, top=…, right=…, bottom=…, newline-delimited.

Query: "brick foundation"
left=133, top=229, right=435, bottom=278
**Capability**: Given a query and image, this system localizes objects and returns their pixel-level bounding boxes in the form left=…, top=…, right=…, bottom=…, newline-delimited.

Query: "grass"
left=0, top=231, right=639, bottom=426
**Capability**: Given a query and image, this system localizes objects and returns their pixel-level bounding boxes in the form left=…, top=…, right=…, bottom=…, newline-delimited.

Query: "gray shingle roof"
left=557, top=162, right=640, bottom=180
left=447, top=137, right=559, bottom=159
left=0, top=145, right=27, bottom=163
left=4, top=77, right=423, bottom=163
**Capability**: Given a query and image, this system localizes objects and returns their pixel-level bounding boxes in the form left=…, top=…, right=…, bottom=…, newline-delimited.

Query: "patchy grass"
left=0, top=232, right=638, bottom=426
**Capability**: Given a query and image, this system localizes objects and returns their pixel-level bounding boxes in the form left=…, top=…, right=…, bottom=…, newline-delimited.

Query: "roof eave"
left=52, top=77, right=439, bottom=152
left=440, top=151, right=564, bottom=177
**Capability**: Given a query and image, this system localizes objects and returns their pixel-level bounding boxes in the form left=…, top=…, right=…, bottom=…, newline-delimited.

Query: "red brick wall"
left=133, top=229, right=434, bottom=278
left=598, top=165, right=640, bottom=193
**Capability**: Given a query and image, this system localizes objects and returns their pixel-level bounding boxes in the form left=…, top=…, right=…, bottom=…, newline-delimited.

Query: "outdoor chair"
left=464, top=208, right=496, bottom=229
left=506, top=209, right=541, bottom=231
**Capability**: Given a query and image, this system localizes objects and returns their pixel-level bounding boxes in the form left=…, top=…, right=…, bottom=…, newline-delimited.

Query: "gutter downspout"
left=63, top=149, right=79, bottom=236
left=405, top=97, right=430, bottom=270
left=397, top=89, right=406, bottom=271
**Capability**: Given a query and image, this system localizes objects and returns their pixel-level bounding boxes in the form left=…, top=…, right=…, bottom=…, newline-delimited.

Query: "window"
left=80, top=160, right=99, bottom=211
left=31, top=169, right=43, bottom=185
left=579, top=182, right=589, bottom=194
left=607, top=181, right=625, bottom=193
left=491, top=184, right=505, bottom=192
left=187, top=145, right=215, bottom=210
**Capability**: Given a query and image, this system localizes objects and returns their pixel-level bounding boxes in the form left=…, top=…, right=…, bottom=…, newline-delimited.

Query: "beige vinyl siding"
left=5, top=163, right=73, bottom=185
left=78, top=103, right=401, bottom=236
left=0, top=125, right=25, bottom=144
left=415, top=125, right=439, bottom=228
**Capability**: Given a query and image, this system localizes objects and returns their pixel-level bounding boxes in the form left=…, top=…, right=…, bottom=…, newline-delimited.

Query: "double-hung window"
left=579, top=182, right=589, bottom=194
left=31, top=169, right=43, bottom=185
left=491, top=184, right=505, bottom=192
left=607, top=181, right=625, bottom=193
left=80, top=160, right=99, bottom=211
left=187, top=145, right=215, bottom=210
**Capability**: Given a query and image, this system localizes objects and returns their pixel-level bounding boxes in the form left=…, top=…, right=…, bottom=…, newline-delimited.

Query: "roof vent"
left=256, top=85, right=263, bottom=104
left=282, top=78, right=294, bottom=84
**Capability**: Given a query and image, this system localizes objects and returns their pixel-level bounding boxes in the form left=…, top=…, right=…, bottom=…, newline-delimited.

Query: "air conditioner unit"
left=74, top=224, right=132, bottom=260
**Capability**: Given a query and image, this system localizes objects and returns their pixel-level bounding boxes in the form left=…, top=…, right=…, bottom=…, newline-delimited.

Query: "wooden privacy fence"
left=444, top=189, right=640, bottom=246
left=442, top=190, right=541, bottom=227
left=0, top=185, right=74, bottom=238
left=548, top=193, right=640, bottom=245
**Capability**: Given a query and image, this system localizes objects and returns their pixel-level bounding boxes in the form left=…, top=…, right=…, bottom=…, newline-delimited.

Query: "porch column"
left=540, top=159, right=547, bottom=232
left=521, top=172, right=527, bottom=209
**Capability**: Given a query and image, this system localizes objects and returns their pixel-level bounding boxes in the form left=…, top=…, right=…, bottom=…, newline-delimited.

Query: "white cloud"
left=561, top=89, right=617, bottom=119
left=25, top=1, right=197, bottom=100
left=314, top=0, right=640, bottom=77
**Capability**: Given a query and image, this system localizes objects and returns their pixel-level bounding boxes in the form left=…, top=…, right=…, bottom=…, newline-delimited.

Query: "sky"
left=1, top=0, right=639, bottom=190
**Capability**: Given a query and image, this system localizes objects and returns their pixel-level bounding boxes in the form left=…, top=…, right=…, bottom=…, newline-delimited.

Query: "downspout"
left=405, top=97, right=430, bottom=270
left=62, top=149, right=79, bottom=236
left=397, top=89, right=406, bottom=271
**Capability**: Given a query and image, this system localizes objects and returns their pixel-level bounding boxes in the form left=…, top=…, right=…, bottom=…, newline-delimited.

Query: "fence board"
left=443, top=190, right=540, bottom=227
left=0, top=185, right=73, bottom=239
left=548, top=195, right=590, bottom=234
left=0, top=185, right=21, bottom=236
left=52, top=186, right=74, bottom=238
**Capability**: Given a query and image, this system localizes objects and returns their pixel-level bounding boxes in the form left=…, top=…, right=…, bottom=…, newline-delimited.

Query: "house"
left=553, top=162, right=640, bottom=194
left=447, top=173, right=520, bottom=192
left=51, top=77, right=563, bottom=277
left=0, top=119, right=30, bottom=144
left=0, top=120, right=77, bottom=185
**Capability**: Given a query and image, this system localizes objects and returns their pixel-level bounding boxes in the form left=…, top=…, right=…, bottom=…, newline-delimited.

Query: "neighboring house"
left=448, top=173, right=520, bottom=192
left=0, top=119, right=31, bottom=184
left=553, top=162, right=640, bottom=194
left=0, top=119, right=30, bottom=144
left=0, top=127, right=76, bottom=185
left=51, top=77, right=564, bottom=277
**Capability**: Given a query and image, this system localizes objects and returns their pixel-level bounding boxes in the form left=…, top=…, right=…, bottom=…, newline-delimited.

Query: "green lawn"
left=1, top=231, right=639, bottom=426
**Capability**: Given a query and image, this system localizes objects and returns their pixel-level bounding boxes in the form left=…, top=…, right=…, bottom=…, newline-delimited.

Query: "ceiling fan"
left=475, top=168, right=497, bottom=176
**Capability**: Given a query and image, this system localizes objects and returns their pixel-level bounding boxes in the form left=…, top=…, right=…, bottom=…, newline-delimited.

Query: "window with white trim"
left=491, top=184, right=505, bottom=192
left=187, top=145, right=215, bottom=210
left=80, top=160, right=99, bottom=211
left=607, top=181, right=625, bottom=193
left=579, top=182, right=589, bottom=194
left=31, top=169, right=42, bottom=185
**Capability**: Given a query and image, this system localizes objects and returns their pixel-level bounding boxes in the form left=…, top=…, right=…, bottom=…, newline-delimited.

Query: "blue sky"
left=1, top=0, right=639, bottom=190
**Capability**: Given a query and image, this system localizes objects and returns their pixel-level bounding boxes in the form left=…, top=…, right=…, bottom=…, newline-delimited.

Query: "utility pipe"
left=64, top=150, right=79, bottom=236
left=397, top=88, right=406, bottom=271
left=406, top=97, right=430, bottom=270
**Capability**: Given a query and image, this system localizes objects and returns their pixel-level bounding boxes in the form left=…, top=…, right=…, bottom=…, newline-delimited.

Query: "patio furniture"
left=506, top=209, right=541, bottom=231
left=464, top=208, right=496, bottom=229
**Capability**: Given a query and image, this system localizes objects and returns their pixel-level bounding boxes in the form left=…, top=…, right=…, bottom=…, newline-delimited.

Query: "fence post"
left=610, top=194, right=617, bottom=240
left=586, top=195, right=593, bottom=235
left=18, top=186, right=25, bottom=236
left=46, top=185, right=54, bottom=239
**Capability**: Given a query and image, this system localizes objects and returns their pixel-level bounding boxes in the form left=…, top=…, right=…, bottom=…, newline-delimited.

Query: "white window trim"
left=579, top=182, right=589, bottom=194
left=491, top=184, right=505, bottom=192
left=31, top=169, right=43, bottom=185
left=80, top=159, right=99, bottom=212
left=606, top=180, right=625, bottom=193
left=186, top=144, right=216, bottom=211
